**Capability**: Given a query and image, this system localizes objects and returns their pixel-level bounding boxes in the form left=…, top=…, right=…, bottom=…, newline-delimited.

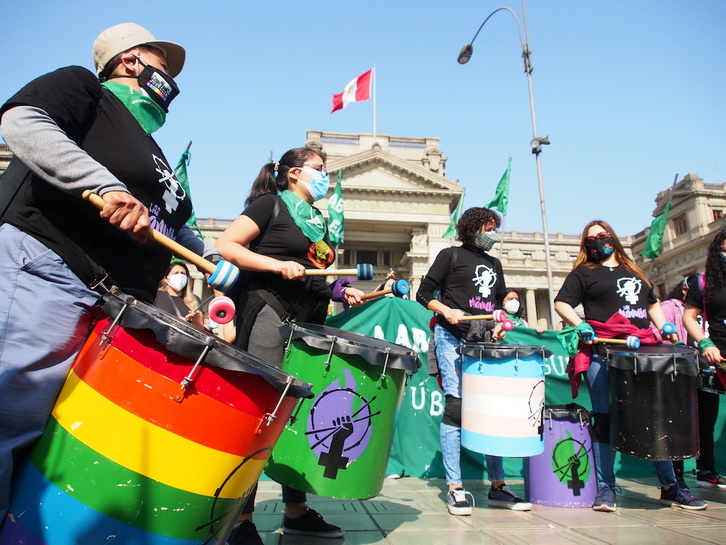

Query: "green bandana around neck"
left=280, top=190, right=327, bottom=242
left=101, top=81, right=166, bottom=134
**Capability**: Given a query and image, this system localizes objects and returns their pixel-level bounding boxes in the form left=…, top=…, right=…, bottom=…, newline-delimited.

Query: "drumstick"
left=82, top=191, right=239, bottom=292
left=458, top=311, right=514, bottom=331
left=360, top=279, right=410, bottom=301
left=304, top=263, right=374, bottom=280
left=594, top=336, right=641, bottom=349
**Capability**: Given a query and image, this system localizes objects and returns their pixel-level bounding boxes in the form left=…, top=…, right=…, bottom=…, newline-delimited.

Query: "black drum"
left=607, top=344, right=699, bottom=460
left=699, top=366, right=726, bottom=395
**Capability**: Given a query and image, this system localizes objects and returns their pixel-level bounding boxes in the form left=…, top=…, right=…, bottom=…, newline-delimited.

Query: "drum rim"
left=459, top=342, right=551, bottom=360
left=102, top=288, right=313, bottom=398
left=283, top=321, right=421, bottom=372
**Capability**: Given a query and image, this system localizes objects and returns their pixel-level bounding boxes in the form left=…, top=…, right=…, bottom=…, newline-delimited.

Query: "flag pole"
left=372, top=64, right=377, bottom=139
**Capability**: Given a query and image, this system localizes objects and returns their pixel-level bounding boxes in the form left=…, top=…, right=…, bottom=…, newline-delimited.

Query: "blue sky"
left=2, top=1, right=724, bottom=237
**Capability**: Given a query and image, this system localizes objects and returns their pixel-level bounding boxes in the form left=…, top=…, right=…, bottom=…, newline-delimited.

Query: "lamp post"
left=457, top=0, right=557, bottom=328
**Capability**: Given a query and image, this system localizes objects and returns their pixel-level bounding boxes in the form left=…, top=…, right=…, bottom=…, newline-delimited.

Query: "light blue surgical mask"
left=299, top=166, right=331, bottom=201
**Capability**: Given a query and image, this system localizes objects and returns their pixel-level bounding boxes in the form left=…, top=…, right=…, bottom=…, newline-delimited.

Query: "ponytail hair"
left=246, top=147, right=327, bottom=206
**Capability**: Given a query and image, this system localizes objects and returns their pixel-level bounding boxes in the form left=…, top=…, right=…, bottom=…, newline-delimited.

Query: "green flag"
left=486, top=157, right=511, bottom=215
left=442, top=187, right=466, bottom=238
left=642, top=201, right=673, bottom=259
left=174, top=148, right=203, bottom=238
left=327, top=171, right=345, bottom=245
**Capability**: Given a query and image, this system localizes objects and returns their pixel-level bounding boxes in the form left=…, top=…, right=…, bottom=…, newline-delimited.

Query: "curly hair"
left=572, top=220, right=651, bottom=287
left=664, top=280, right=687, bottom=302
left=456, top=207, right=501, bottom=246
left=704, top=228, right=726, bottom=301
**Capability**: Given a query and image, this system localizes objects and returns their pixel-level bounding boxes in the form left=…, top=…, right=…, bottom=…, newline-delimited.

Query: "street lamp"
left=457, top=0, right=557, bottom=328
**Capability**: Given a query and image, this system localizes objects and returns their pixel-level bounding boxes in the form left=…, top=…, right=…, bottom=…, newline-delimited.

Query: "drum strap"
left=252, top=288, right=295, bottom=323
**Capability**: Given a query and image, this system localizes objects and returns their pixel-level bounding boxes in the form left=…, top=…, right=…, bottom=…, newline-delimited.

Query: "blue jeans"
left=435, top=324, right=505, bottom=485
left=0, top=225, right=100, bottom=523
left=586, top=352, right=677, bottom=488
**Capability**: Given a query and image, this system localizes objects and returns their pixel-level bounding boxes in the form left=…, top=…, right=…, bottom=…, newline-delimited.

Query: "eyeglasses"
left=585, top=231, right=611, bottom=244
left=301, top=163, right=328, bottom=176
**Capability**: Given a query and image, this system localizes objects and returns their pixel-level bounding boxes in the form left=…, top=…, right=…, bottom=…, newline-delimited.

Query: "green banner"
left=327, top=298, right=726, bottom=479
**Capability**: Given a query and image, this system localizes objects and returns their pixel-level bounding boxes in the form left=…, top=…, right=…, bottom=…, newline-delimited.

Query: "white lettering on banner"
left=408, top=385, right=444, bottom=416
left=542, top=355, right=567, bottom=377
left=328, top=193, right=344, bottom=213
left=373, top=325, right=429, bottom=355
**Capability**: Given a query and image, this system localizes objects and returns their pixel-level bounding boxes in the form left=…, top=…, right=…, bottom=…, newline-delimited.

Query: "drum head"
left=281, top=322, right=420, bottom=372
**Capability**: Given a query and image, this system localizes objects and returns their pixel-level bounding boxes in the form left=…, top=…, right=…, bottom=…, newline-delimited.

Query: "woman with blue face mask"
left=216, top=147, right=364, bottom=544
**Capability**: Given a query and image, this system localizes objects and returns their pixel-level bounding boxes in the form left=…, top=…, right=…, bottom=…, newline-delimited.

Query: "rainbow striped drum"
left=460, top=343, right=547, bottom=457
left=1, top=288, right=312, bottom=545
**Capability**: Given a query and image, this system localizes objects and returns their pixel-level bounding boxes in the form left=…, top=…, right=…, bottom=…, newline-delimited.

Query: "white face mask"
left=167, top=272, right=188, bottom=292
left=504, top=299, right=520, bottom=315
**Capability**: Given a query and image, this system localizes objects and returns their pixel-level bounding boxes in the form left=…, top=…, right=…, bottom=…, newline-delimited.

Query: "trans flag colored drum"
left=1, top=288, right=312, bottom=545
left=524, top=405, right=597, bottom=507
left=265, top=322, right=420, bottom=500
left=607, top=344, right=699, bottom=460
left=460, top=343, right=547, bottom=457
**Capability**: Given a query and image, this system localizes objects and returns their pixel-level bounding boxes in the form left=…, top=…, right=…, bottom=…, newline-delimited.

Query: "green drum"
left=266, top=322, right=420, bottom=499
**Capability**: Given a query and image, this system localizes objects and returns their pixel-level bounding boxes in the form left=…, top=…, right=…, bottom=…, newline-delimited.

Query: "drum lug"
left=255, top=379, right=293, bottom=434
left=98, top=302, right=129, bottom=358
left=376, top=348, right=391, bottom=389
left=174, top=337, right=216, bottom=402
left=322, top=336, right=338, bottom=378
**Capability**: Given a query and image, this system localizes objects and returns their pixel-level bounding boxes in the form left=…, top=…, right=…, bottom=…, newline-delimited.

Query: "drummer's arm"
left=684, top=304, right=721, bottom=363
left=426, top=300, right=463, bottom=325
left=216, top=215, right=305, bottom=280
left=648, top=303, right=678, bottom=342
left=554, top=301, right=582, bottom=327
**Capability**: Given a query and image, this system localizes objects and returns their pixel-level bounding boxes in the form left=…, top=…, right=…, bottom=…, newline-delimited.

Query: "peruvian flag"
left=330, top=69, right=373, bottom=113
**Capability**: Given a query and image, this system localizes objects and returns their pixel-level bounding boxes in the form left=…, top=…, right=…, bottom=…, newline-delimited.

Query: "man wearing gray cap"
left=0, top=23, right=201, bottom=525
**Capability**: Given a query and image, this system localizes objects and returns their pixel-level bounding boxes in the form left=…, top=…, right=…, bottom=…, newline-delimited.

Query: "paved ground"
left=249, top=476, right=726, bottom=545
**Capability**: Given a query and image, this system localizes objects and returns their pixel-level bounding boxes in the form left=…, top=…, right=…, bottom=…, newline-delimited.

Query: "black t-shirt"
left=154, top=290, right=192, bottom=318
left=0, top=66, right=192, bottom=300
left=555, top=264, right=657, bottom=329
left=416, top=245, right=506, bottom=340
left=684, top=274, right=726, bottom=350
left=241, top=193, right=331, bottom=311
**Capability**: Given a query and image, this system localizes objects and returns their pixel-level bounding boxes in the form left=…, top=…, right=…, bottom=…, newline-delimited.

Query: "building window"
left=383, top=251, right=391, bottom=267
left=713, top=209, right=723, bottom=221
left=672, top=214, right=688, bottom=236
left=357, top=250, right=378, bottom=266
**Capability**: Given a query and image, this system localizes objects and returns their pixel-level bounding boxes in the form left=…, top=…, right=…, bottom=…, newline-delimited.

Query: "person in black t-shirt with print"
left=216, top=147, right=364, bottom=544
left=0, top=23, right=209, bottom=525
left=682, top=229, right=726, bottom=491
left=416, top=207, right=532, bottom=515
left=555, top=220, right=707, bottom=512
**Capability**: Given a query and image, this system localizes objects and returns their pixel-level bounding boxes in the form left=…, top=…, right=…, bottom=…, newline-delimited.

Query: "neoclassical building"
left=1, top=136, right=724, bottom=329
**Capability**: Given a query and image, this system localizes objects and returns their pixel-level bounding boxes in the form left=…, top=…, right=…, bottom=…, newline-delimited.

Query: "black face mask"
left=586, top=237, right=615, bottom=262
left=136, top=63, right=180, bottom=113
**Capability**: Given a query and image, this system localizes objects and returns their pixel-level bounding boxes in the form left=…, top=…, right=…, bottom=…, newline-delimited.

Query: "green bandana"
left=101, top=81, right=166, bottom=134
left=280, top=190, right=327, bottom=242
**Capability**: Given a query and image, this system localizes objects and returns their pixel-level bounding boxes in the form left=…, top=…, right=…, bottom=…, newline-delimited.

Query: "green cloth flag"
left=486, top=157, right=511, bottom=215
left=642, top=201, right=673, bottom=259
left=174, top=149, right=203, bottom=238
left=328, top=171, right=345, bottom=245
left=442, top=187, right=466, bottom=238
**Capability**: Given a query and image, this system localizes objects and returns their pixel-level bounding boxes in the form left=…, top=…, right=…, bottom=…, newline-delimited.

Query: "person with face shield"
left=555, top=220, right=707, bottom=512
left=416, top=207, right=533, bottom=516
left=216, top=147, right=365, bottom=544
left=0, top=23, right=211, bottom=525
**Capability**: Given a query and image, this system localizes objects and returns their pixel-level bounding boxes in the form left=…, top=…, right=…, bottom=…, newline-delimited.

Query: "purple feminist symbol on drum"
left=306, top=369, right=379, bottom=479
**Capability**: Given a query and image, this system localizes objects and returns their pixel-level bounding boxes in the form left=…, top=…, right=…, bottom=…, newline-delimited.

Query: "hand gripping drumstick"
left=594, top=336, right=641, bottom=349
left=360, top=279, right=410, bottom=301
left=304, top=263, right=374, bottom=280
left=82, top=191, right=239, bottom=292
left=459, top=310, right=515, bottom=331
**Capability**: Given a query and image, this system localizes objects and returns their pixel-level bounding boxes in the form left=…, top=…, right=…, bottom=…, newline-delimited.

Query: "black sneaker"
left=487, top=484, right=532, bottom=511
left=695, top=471, right=726, bottom=490
left=282, top=507, right=345, bottom=538
left=226, top=520, right=263, bottom=545
left=673, top=466, right=690, bottom=492
left=446, top=487, right=474, bottom=515
left=659, top=485, right=708, bottom=510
